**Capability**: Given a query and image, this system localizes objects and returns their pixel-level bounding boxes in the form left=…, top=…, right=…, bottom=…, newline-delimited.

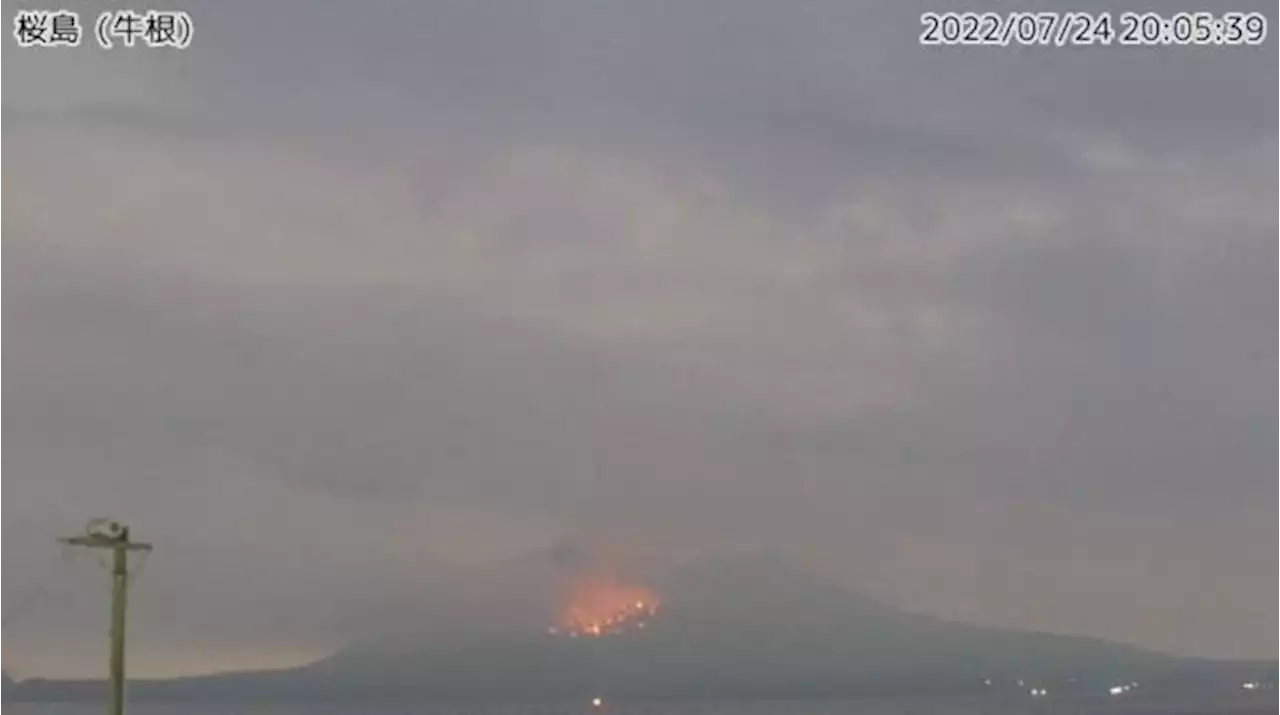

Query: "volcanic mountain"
left=6, top=553, right=1274, bottom=702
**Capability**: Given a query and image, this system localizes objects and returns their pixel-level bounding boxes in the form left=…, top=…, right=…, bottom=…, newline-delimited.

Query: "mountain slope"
left=548, top=554, right=1197, bottom=696
left=7, top=554, right=1275, bottom=701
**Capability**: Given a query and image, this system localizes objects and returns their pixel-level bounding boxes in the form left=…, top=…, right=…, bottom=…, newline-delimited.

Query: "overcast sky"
left=3, top=0, right=1276, bottom=677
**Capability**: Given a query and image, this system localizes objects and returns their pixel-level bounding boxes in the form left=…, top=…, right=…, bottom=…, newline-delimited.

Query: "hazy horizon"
left=4, top=0, right=1276, bottom=679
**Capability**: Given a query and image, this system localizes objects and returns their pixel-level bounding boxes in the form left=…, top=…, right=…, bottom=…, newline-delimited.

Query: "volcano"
left=6, top=554, right=1275, bottom=702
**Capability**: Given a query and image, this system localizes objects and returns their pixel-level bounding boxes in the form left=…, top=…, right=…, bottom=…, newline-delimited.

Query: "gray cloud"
left=3, top=0, right=1275, bottom=677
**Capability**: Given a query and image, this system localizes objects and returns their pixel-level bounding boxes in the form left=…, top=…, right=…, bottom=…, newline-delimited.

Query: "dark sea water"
left=4, top=694, right=1275, bottom=715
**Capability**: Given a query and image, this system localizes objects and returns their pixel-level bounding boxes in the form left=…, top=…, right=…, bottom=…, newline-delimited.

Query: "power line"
left=2, top=586, right=49, bottom=629
left=1, top=545, right=80, bottom=629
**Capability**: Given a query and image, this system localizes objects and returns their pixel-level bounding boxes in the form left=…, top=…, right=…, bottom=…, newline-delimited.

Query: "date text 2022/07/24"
left=920, top=11, right=1268, bottom=48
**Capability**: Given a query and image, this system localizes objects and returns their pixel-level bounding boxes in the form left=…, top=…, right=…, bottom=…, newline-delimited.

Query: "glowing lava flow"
left=549, top=575, right=659, bottom=638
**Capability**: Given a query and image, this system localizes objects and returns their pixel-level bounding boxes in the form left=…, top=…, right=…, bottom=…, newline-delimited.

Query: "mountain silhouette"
left=6, top=553, right=1274, bottom=702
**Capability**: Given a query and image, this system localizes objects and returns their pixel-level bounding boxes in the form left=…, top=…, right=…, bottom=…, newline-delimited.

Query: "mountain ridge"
left=6, top=553, right=1275, bottom=701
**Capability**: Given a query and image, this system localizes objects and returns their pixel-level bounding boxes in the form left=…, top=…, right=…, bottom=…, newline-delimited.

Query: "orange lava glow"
left=554, top=574, right=660, bottom=638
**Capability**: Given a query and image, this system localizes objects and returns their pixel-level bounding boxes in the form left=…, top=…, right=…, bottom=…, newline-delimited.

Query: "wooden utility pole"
left=59, top=519, right=152, bottom=715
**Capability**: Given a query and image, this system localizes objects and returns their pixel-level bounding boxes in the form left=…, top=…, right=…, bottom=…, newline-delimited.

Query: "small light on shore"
left=591, top=696, right=604, bottom=708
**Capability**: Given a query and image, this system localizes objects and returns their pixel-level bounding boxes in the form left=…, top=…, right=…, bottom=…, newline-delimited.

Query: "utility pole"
left=59, top=519, right=152, bottom=715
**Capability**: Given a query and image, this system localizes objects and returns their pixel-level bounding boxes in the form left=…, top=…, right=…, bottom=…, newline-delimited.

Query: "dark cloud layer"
left=3, top=1, right=1275, bottom=677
